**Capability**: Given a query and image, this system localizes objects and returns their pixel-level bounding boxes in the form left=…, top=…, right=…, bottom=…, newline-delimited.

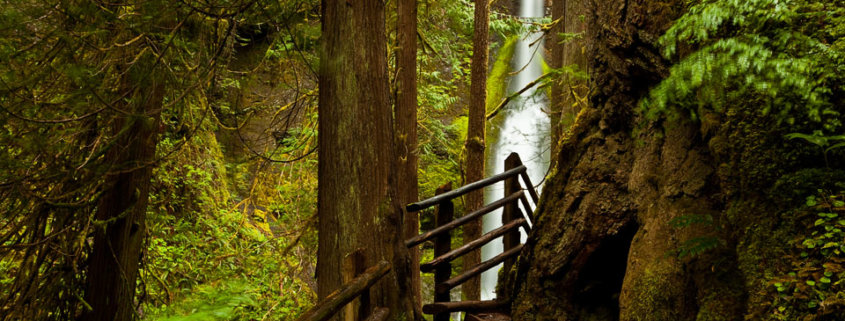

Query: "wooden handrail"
left=296, top=260, right=391, bottom=321
left=406, top=165, right=526, bottom=212
left=420, top=218, right=526, bottom=272
left=520, top=171, right=540, bottom=204
left=435, top=244, right=524, bottom=294
left=518, top=192, right=535, bottom=224
left=404, top=190, right=524, bottom=248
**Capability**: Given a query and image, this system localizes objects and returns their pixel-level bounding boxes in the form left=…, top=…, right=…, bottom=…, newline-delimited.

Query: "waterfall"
left=480, top=0, right=550, bottom=301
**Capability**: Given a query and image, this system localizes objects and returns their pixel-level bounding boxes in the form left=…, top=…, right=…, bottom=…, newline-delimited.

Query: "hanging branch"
left=486, top=72, right=552, bottom=120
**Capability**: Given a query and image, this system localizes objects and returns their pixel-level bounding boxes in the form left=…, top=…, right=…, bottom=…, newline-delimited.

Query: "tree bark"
left=511, top=0, right=832, bottom=320
left=318, top=0, right=418, bottom=320
left=463, top=0, right=490, bottom=302
left=82, top=65, right=164, bottom=321
left=549, top=0, right=589, bottom=159
left=396, top=0, right=421, bottom=309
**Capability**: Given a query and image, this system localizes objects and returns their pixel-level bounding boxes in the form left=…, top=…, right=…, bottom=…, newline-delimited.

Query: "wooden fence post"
left=343, top=249, right=367, bottom=321
left=502, top=153, right=522, bottom=284
left=434, top=183, right=453, bottom=321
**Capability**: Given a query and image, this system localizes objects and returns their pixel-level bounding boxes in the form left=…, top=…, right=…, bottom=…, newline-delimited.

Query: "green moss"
left=624, top=268, right=682, bottom=321
left=486, top=36, right=517, bottom=113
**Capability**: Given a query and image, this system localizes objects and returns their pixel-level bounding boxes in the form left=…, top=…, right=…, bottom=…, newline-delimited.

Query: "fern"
left=643, top=0, right=845, bottom=131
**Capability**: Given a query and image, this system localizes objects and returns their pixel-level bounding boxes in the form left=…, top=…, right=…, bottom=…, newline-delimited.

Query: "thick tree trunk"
left=82, top=79, right=164, bottom=321
left=318, top=0, right=418, bottom=320
left=511, top=0, right=839, bottom=320
left=463, top=0, right=490, bottom=302
left=510, top=0, right=696, bottom=319
left=396, top=0, right=421, bottom=309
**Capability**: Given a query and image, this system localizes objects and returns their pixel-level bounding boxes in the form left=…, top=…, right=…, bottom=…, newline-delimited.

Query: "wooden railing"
left=296, top=152, right=539, bottom=321
left=405, top=152, right=538, bottom=320
left=297, top=250, right=391, bottom=321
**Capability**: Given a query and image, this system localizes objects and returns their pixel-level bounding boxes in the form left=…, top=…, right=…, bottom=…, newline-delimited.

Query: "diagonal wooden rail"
left=405, top=152, right=539, bottom=320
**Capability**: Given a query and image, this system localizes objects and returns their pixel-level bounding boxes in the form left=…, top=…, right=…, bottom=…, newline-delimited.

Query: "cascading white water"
left=479, top=0, right=550, bottom=300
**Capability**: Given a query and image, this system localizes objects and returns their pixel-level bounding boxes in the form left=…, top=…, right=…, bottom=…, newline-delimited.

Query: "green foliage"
left=143, top=128, right=317, bottom=321
left=785, top=132, right=845, bottom=154
left=786, top=131, right=845, bottom=166
left=642, top=0, right=845, bottom=133
left=149, top=280, right=258, bottom=321
left=415, top=0, right=522, bottom=203
left=765, top=192, right=845, bottom=320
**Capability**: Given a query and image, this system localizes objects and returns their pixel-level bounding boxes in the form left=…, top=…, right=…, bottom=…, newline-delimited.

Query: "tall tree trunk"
left=318, top=0, right=418, bottom=320
left=549, top=0, right=565, bottom=154
left=463, top=0, right=490, bottom=302
left=82, top=71, right=164, bottom=321
left=549, top=0, right=589, bottom=158
left=396, top=0, right=421, bottom=309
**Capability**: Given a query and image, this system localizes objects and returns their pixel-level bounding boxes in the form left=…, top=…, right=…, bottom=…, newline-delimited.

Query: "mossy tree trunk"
left=509, top=0, right=838, bottom=320
left=318, top=0, right=419, bottom=320
left=462, top=0, right=490, bottom=302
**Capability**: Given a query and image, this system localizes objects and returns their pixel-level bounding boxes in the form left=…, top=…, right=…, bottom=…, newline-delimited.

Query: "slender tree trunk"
left=319, top=0, right=418, bottom=320
left=549, top=0, right=565, bottom=154
left=463, top=0, right=489, bottom=302
left=549, top=0, right=588, bottom=160
left=82, top=72, right=164, bottom=321
left=560, top=0, right=588, bottom=122
left=396, top=0, right=421, bottom=309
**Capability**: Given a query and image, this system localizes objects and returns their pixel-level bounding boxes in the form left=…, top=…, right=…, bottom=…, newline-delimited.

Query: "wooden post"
left=343, top=249, right=367, bottom=321
left=502, top=153, right=521, bottom=285
left=433, top=183, right=453, bottom=321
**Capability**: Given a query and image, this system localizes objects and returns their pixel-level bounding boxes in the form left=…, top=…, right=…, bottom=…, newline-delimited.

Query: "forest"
left=0, top=0, right=843, bottom=320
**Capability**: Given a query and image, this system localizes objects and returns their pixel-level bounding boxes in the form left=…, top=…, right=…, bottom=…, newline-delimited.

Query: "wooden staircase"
left=405, top=152, right=538, bottom=320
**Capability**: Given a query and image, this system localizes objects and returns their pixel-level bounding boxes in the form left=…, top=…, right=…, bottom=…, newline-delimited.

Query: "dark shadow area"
left=573, top=222, right=639, bottom=321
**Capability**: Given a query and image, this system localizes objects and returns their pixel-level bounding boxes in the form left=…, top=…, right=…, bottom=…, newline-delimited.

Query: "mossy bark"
left=508, top=0, right=843, bottom=320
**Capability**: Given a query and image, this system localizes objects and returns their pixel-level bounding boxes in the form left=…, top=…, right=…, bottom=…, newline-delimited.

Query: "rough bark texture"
left=396, top=0, right=421, bottom=309
left=463, top=0, right=490, bottom=302
left=82, top=72, right=163, bottom=321
left=318, top=1, right=418, bottom=320
left=511, top=0, right=844, bottom=320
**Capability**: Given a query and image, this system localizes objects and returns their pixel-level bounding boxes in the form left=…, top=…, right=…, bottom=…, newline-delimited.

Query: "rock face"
left=508, top=0, right=841, bottom=320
